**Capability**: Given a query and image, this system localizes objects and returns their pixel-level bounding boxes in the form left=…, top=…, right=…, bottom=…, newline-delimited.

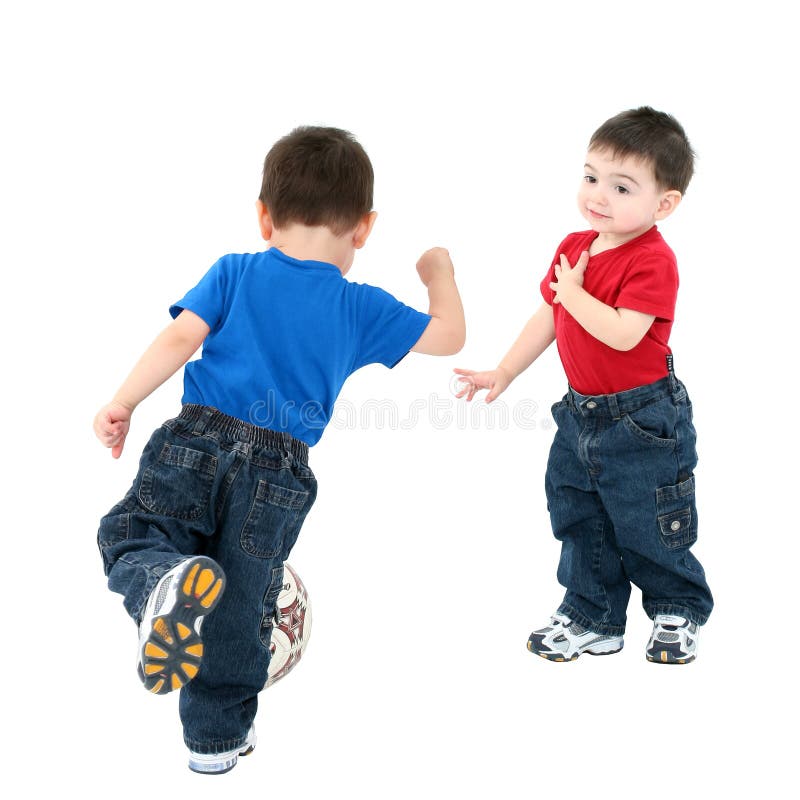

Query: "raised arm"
left=93, top=309, right=210, bottom=458
left=410, top=247, right=466, bottom=356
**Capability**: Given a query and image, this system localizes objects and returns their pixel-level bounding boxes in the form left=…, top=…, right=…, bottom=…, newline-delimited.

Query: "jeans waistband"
left=177, top=404, right=309, bottom=464
left=566, top=374, right=685, bottom=419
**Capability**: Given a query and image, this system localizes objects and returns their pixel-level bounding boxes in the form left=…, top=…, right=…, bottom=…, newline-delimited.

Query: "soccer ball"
left=266, top=563, right=312, bottom=688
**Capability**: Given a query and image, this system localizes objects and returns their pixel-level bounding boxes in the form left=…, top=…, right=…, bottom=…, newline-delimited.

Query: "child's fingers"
left=95, top=410, right=120, bottom=435
left=458, top=380, right=481, bottom=402
left=108, top=427, right=128, bottom=458
left=453, top=369, right=493, bottom=402
left=96, top=424, right=115, bottom=443
left=101, top=422, right=122, bottom=440
left=472, top=379, right=491, bottom=396
left=451, top=373, right=472, bottom=398
left=99, top=419, right=129, bottom=449
left=487, top=377, right=506, bottom=400
left=94, top=404, right=131, bottom=452
left=103, top=433, right=121, bottom=449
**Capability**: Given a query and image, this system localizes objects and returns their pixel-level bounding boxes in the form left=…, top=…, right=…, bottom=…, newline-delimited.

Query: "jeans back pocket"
left=138, top=443, right=217, bottom=520
left=241, top=479, right=309, bottom=559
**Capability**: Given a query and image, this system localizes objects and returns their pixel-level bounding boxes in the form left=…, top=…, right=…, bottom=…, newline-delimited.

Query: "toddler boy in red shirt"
left=456, top=107, right=712, bottom=663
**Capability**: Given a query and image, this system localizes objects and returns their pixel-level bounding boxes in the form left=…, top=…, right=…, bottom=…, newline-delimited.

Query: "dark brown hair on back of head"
left=259, top=126, right=374, bottom=235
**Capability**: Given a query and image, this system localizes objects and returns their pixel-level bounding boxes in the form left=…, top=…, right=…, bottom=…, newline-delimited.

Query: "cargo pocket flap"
left=656, top=475, right=695, bottom=505
left=658, top=508, right=692, bottom=538
left=656, top=476, right=697, bottom=550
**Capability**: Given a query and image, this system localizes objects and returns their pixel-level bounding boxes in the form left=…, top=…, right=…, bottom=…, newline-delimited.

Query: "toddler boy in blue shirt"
left=94, top=126, right=465, bottom=774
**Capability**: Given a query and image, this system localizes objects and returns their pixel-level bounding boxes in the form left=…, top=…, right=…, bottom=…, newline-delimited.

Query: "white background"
left=2, top=1, right=797, bottom=796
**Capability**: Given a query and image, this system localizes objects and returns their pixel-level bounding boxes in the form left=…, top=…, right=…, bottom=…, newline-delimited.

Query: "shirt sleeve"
left=352, top=284, right=432, bottom=370
left=169, top=256, right=231, bottom=332
left=540, top=263, right=556, bottom=306
left=616, top=252, right=678, bottom=321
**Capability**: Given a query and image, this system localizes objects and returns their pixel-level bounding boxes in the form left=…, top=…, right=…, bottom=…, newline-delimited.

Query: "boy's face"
left=577, top=149, right=680, bottom=246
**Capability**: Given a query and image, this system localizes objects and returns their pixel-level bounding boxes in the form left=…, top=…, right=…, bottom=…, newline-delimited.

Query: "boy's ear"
left=654, top=190, right=682, bottom=221
left=352, top=211, right=378, bottom=249
left=256, top=200, right=274, bottom=241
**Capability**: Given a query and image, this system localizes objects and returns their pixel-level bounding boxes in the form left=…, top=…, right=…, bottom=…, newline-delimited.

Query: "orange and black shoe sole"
left=138, top=558, right=226, bottom=695
left=646, top=649, right=695, bottom=665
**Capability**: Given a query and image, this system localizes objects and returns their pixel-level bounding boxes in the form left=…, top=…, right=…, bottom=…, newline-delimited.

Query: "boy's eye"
left=614, top=185, right=629, bottom=195
left=584, top=175, right=597, bottom=184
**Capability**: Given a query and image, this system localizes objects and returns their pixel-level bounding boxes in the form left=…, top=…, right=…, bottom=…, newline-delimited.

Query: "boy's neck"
left=269, top=224, right=354, bottom=274
left=589, top=224, right=655, bottom=255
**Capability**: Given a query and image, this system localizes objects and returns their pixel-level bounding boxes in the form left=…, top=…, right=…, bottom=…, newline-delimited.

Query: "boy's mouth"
left=588, top=208, right=610, bottom=220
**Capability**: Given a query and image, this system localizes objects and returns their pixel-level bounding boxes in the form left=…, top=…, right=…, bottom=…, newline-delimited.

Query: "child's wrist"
left=426, top=267, right=455, bottom=288
left=496, top=364, right=514, bottom=384
left=112, top=395, right=137, bottom=413
left=557, top=281, right=579, bottom=303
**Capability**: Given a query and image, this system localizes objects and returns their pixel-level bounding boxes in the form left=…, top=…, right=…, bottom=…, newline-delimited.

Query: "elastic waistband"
left=177, top=404, right=309, bottom=464
left=566, top=375, right=685, bottom=419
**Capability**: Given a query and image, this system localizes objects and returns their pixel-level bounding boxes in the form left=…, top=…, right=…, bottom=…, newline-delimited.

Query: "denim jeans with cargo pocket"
left=545, top=369, right=713, bottom=636
left=97, top=405, right=317, bottom=754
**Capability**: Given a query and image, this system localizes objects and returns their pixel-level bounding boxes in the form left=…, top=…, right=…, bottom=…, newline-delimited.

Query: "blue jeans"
left=98, top=405, right=317, bottom=754
left=545, top=372, right=712, bottom=636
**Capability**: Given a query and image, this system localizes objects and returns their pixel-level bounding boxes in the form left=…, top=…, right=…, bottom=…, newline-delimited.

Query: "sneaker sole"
left=527, top=638, right=624, bottom=662
left=188, top=738, right=256, bottom=775
left=139, top=558, right=226, bottom=694
left=647, top=650, right=695, bottom=665
left=188, top=744, right=255, bottom=775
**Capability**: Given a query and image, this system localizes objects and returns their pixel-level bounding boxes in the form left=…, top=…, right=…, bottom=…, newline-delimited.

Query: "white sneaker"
left=188, top=726, right=257, bottom=775
left=646, top=614, right=698, bottom=664
left=527, top=613, right=624, bottom=661
left=137, top=556, right=226, bottom=694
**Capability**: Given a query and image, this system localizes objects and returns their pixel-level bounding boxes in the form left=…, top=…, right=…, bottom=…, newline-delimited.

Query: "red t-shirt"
left=540, top=225, right=678, bottom=395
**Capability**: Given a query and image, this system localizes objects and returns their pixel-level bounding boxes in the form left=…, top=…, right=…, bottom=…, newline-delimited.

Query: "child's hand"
left=452, top=366, right=511, bottom=403
left=93, top=401, right=133, bottom=459
left=416, top=247, right=454, bottom=286
left=550, top=251, right=589, bottom=304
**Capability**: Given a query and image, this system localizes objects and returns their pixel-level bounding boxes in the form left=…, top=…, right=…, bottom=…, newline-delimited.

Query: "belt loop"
left=566, top=387, right=576, bottom=411
left=607, top=394, right=621, bottom=420
left=666, top=353, right=681, bottom=399
left=192, top=407, right=215, bottom=436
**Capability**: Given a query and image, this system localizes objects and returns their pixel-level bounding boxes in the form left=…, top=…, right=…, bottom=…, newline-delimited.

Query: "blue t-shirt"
left=169, top=247, right=431, bottom=446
